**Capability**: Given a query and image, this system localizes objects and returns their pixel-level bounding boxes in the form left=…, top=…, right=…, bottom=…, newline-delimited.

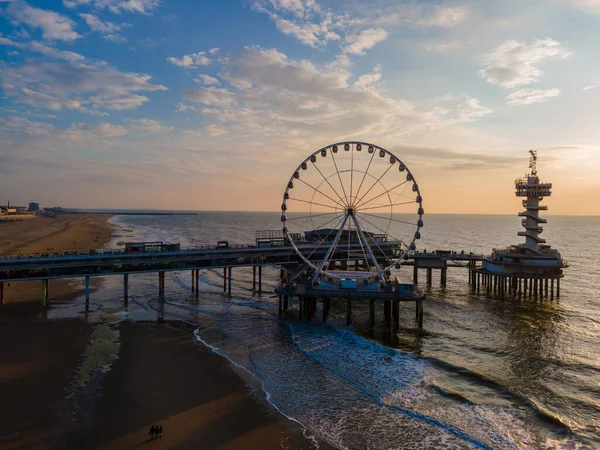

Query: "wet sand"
left=0, top=214, right=315, bottom=449
left=0, top=214, right=115, bottom=314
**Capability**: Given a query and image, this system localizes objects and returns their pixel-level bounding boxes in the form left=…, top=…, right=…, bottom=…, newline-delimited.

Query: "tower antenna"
left=528, top=149, right=537, bottom=176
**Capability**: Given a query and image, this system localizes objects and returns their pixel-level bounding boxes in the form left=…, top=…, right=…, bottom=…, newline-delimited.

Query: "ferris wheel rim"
left=281, top=141, right=423, bottom=282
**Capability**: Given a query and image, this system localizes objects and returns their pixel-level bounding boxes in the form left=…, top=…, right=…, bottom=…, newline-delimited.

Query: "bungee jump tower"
left=474, top=150, right=567, bottom=299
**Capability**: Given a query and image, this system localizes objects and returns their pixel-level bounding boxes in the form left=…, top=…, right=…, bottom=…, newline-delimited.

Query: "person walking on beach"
left=149, top=425, right=156, bottom=440
left=157, top=425, right=163, bottom=438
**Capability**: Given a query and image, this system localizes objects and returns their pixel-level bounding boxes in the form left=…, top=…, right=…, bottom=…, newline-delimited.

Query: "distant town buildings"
left=0, top=201, right=41, bottom=216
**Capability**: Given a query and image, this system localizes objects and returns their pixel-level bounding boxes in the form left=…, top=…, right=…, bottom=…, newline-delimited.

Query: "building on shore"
left=28, top=202, right=40, bottom=212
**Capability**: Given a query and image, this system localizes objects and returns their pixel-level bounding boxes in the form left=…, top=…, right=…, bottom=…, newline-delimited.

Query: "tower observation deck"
left=515, top=150, right=552, bottom=254
left=478, top=150, right=567, bottom=300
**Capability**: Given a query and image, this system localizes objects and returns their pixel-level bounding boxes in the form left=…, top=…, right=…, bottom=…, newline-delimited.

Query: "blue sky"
left=1, top=0, right=599, bottom=214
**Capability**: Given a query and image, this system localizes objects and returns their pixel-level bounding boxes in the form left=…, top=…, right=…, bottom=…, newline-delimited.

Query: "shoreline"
left=0, top=214, right=319, bottom=449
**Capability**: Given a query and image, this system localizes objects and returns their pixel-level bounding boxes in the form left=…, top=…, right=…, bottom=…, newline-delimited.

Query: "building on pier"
left=476, top=150, right=567, bottom=299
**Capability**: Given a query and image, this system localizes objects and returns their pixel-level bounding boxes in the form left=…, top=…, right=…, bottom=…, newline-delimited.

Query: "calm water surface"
left=51, top=213, right=599, bottom=449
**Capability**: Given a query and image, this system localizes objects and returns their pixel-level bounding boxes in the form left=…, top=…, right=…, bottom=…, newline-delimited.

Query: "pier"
left=0, top=145, right=567, bottom=329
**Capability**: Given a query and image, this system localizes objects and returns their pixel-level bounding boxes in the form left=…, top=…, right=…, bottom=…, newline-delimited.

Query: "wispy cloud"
left=7, top=1, right=81, bottom=41
left=479, top=38, right=571, bottom=88
left=63, top=0, right=159, bottom=15
left=167, top=52, right=211, bottom=68
left=344, top=28, right=388, bottom=55
left=79, top=13, right=128, bottom=41
left=1, top=58, right=167, bottom=113
left=0, top=35, right=85, bottom=61
left=505, top=88, right=561, bottom=105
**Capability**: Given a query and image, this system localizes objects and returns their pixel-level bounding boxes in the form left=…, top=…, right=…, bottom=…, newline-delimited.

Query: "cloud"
left=344, top=28, right=388, bottom=55
left=0, top=35, right=85, bottom=61
left=209, top=47, right=220, bottom=54
left=0, top=116, right=54, bottom=135
left=167, top=52, right=211, bottom=68
left=1, top=59, right=167, bottom=113
left=456, top=97, right=493, bottom=120
left=69, top=122, right=128, bottom=137
left=7, top=2, right=81, bottom=41
left=505, top=88, right=561, bottom=105
left=582, top=85, right=599, bottom=92
left=178, top=47, right=490, bottom=142
left=422, top=40, right=462, bottom=52
left=559, top=0, right=600, bottom=14
left=194, top=74, right=219, bottom=85
left=63, top=0, right=159, bottom=15
left=182, top=87, right=238, bottom=107
left=265, top=0, right=320, bottom=18
left=417, top=5, right=468, bottom=27
left=79, top=13, right=128, bottom=41
left=126, top=118, right=173, bottom=133
left=479, top=38, right=571, bottom=88
left=353, top=66, right=381, bottom=89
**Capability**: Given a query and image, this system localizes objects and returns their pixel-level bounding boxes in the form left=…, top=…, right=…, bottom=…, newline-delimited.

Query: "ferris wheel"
left=281, top=141, right=423, bottom=285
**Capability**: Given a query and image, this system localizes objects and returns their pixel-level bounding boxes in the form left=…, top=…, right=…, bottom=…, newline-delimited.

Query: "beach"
left=0, top=215, right=312, bottom=449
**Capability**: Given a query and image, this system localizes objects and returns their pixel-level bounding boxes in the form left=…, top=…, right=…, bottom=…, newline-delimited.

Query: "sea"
left=49, top=212, right=600, bottom=449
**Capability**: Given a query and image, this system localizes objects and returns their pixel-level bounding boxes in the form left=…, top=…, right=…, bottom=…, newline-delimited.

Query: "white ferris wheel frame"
left=281, top=141, right=424, bottom=285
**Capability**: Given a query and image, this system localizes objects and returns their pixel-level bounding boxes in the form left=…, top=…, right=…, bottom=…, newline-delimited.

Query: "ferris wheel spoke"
left=359, top=200, right=416, bottom=212
left=311, top=161, right=347, bottom=205
left=330, top=150, right=350, bottom=206
left=304, top=213, right=347, bottom=260
left=355, top=225, right=371, bottom=272
left=353, top=148, right=376, bottom=207
left=355, top=215, right=404, bottom=268
left=350, top=144, right=354, bottom=204
left=352, top=163, right=394, bottom=209
left=390, top=179, right=414, bottom=204
left=285, top=211, right=341, bottom=222
left=355, top=180, right=410, bottom=210
left=359, top=211, right=418, bottom=227
left=297, top=178, right=346, bottom=209
left=312, top=214, right=350, bottom=282
left=287, top=197, right=341, bottom=211
left=350, top=214, right=386, bottom=283
left=355, top=214, right=409, bottom=253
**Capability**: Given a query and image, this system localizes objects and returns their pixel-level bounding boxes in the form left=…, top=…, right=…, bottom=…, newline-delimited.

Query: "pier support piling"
left=158, top=272, right=165, bottom=296
left=384, top=300, right=391, bottom=327
left=392, top=300, right=399, bottom=329
left=426, top=268, right=432, bottom=285
left=191, top=270, right=195, bottom=292
left=413, top=265, right=418, bottom=284
left=223, top=268, right=227, bottom=293
left=557, top=277, right=560, bottom=298
left=228, top=267, right=232, bottom=296
left=42, top=279, right=48, bottom=307
left=0, top=281, right=4, bottom=305
left=416, top=299, right=424, bottom=328
left=369, top=299, right=375, bottom=327
left=258, top=266, right=263, bottom=295
left=124, top=274, right=129, bottom=302
left=323, top=298, right=330, bottom=322
left=278, top=294, right=283, bottom=318
left=195, top=270, right=199, bottom=296
left=85, top=276, right=90, bottom=308
left=284, top=295, right=289, bottom=311
left=252, top=265, right=256, bottom=290
left=551, top=278, right=554, bottom=300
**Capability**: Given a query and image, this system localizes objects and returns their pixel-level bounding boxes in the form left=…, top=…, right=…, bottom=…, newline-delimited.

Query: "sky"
left=1, top=0, right=599, bottom=215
